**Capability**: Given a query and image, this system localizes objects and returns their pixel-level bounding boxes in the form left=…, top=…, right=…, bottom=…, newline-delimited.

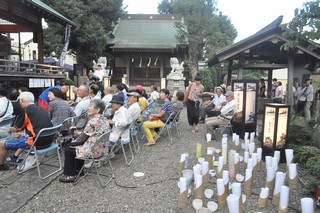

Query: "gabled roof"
left=107, top=14, right=183, bottom=52
left=207, top=16, right=320, bottom=67
left=27, top=0, right=76, bottom=26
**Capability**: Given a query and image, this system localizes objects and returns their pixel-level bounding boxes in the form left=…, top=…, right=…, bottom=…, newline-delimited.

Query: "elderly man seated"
left=107, top=95, right=132, bottom=158
left=0, top=92, right=53, bottom=170
left=127, top=91, right=141, bottom=121
left=199, top=87, right=226, bottom=122
left=205, top=91, right=236, bottom=139
left=73, top=85, right=91, bottom=116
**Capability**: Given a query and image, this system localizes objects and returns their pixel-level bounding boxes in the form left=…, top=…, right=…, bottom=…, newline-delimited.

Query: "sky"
left=122, top=0, right=306, bottom=42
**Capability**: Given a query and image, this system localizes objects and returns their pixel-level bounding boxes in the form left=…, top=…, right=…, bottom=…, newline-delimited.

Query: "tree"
left=158, top=0, right=237, bottom=81
left=42, top=0, right=123, bottom=68
left=282, top=0, right=320, bottom=51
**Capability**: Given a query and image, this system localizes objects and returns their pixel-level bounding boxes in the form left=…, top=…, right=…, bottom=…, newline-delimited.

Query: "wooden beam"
left=0, top=24, right=33, bottom=33
left=232, top=63, right=287, bottom=70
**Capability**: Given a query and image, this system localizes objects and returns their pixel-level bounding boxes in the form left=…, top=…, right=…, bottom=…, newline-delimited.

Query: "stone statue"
left=170, top=57, right=184, bottom=74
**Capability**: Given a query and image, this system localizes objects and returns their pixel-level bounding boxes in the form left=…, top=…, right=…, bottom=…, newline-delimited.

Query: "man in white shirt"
left=73, top=85, right=91, bottom=116
left=205, top=91, right=237, bottom=137
left=0, top=86, right=14, bottom=123
left=93, top=64, right=105, bottom=82
left=199, top=87, right=226, bottom=122
left=102, top=87, right=113, bottom=106
left=148, top=85, right=159, bottom=101
left=127, top=92, right=141, bottom=121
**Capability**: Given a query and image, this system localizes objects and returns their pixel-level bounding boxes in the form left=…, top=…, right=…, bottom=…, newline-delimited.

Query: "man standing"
left=205, top=91, right=237, bottom=138
left=303, top=79, right=314, bottom=121
left=93, top=64, right=105, bottom=83
left=0, top=92, right=53, bottom=170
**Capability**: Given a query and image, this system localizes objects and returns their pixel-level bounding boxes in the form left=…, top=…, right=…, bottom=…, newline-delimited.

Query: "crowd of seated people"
left=0, top=81, right=188, bottom=182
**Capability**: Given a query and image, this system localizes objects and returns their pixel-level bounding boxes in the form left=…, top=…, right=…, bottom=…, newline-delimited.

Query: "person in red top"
left=0, top=92, right=53, bottom=170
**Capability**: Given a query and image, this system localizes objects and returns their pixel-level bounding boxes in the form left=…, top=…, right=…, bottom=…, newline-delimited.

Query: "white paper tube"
left=179, top=177, right=187, bottom=193
left=274, top=151, right=280, bottom=163
left=235, top=135, right=240, bottom=145
left=223, top=170, right=229, bottom=185
left=252, top=153, right=258, bottom=167
left=218, top=156, right=224, bottom=172
left=285, top=149, right=294, bottom=166
left=223, top=134, right=228, bottom=138
left=206, top=133, right=212, bottom=142
left=217, top=178, right=225, bottom=196
left=249, top=143, right=255, bottom=155
left=245, top=169, right=252, bottom=181
left=250, top=132, right=255, bottom=143
left=222, top=140, right=228, bottom=165
left=266, top=166, right=276, bottom=182
left=272, top=157, right=278, bottom=171
left=227, top=194, right=240, bottom=213
left=202, top=161, right=209, bottom=175
left=195, top=174, right=202, bottom=188
left=232, top=182, right=242, bottom=197
left=257, top=148, right=262, bottom=162
left=245, top=139, right=249, bottom=151
left=300, top=197, right=314, bottom=213
left=244, top=132, right=249, bottom=140
left=279, top=185, right=290, bottom=209
left=247, top=158, right=253, bottom=170
left=207, top=148, right=213, bottom=155
left=232, top=133, right=237, bottom=142
left=274, top=172, right=286, bottom=195
left=244, top=151, right=249, bottom=163
left=259, top=187, right=269, bottom=199
left=265, top=156, right=272, bottom=169
left=193, top=164, right=201, bottom=179
left=288, top=163, right=297, bottom=179
left=233, top=152, right=239, bottom=164
left=180, top=153, right=186, bottom=162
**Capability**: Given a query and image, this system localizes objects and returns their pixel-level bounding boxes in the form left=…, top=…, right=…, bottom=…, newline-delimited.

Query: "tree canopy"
left=282, top=0, right=320, bottom=51
left=158, top=0, right=237, bottom=80
left=42, top=0, right=123, bottom=68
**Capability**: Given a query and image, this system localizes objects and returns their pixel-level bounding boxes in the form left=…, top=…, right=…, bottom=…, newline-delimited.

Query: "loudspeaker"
left=73, top=64, right=84, bottom=76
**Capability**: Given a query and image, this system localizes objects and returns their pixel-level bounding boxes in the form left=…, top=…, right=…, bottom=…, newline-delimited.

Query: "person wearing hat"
left=48, top=88, right=75, bottom=127
left=107, top=95, right=132, bottom=157
left=127, top=91, right=141, bottom=121
left=205, top=90, right=237, bottom=138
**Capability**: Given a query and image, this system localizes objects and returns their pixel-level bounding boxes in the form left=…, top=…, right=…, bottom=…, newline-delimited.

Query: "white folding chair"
left=215, top=114, right=235, bottom=139
left=17, top=124, right=63, bottom=180
left=109, top=123, right=135, bottom=166
left=73, top=131, right=115, bottom=188
left=157, top=112, right=175, bottom=144
left=130, top=120, right=140, bottom=154
left=172, top=108, right=183, bottom=138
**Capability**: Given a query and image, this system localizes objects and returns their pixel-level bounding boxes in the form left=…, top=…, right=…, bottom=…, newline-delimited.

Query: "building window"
left=32, top=50, right=37, bottom=60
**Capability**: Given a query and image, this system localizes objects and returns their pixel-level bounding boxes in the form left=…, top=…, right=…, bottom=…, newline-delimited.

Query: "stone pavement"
left=0, top=109, right=305, bottom=212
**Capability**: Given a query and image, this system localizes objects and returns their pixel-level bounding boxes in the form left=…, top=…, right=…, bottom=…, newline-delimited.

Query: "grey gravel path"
left=0, top=108, right=309, bottom=212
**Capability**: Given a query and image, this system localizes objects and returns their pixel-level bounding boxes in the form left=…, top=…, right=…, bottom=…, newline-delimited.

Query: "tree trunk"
left=188, top=44, right=200, bottom=80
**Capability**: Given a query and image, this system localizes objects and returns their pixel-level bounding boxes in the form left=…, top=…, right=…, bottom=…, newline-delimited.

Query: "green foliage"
left=199, top=68, right=216, bottom=91
left=306, top=156, right=320, bottom=176
left=42, top=0, right=123, bottom=68
left=158, top=0, right=237, bottom=80
left=294, top=145, right=320, bottom=166
left=282, top=0, right=320, bottom=51
left=288, top=124, right=314, bottom=146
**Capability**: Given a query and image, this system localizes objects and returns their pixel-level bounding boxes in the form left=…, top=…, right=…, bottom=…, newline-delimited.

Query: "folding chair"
left=110, top=124, right=135, bottom=166
left=172, top=108, right=183, bottom=138
left=57, top=115, right=81, bottom=145
left=130, top=120, right=140, bottom=154
left=157, top=112, right=175, bottom=144
left=17, top=124, right=63, bottom=180
left=73, top=131, right=115, bottom=188
left=215, top=114, right=235, bottom=139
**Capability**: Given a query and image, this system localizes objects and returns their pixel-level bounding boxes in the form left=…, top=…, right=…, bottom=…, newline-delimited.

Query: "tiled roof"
left=108, top=14, right=184, bottom=50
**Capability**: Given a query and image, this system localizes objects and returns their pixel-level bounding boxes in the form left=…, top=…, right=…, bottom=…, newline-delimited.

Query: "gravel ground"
left=16, top=109, right=310, bottom=213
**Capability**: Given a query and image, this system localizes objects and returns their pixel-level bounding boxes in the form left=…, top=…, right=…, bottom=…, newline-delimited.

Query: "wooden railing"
left=0, top=59, right=66, bottom=75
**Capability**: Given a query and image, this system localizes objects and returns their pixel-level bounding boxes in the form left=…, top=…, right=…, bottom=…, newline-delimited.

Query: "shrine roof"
left=107, top=14, right=185, bottom=51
